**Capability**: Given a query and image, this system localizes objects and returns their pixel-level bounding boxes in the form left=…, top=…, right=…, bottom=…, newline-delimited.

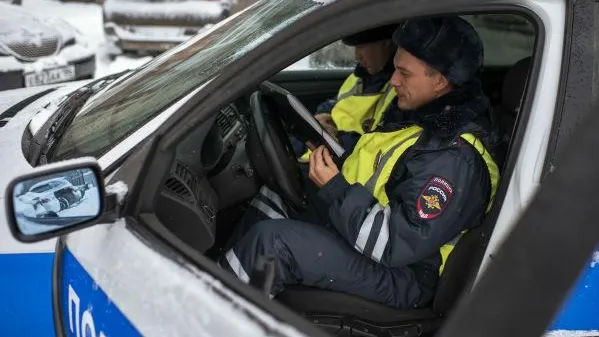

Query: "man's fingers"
left=324, top=124, right=337, bottom=137
left=315, top=113, right=331, bottom=121
left=315, top=113, right=330, bottom=126
left=309, top=147, right=324, bottom=187
left=316, top=114, right=337, bottom=129
left=309, top=146, right=317, bottom=177
left=313, top=146, right=325, bottom=169
left=323, top=148, right=336, bottom=167
left=323, top=118, right=336, bottom=129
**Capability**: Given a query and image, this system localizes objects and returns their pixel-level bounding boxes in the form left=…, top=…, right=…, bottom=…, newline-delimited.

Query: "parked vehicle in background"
left=16, top=177, right=84, bottom=217
left=0, top=4, right=96, bottom=91
left=102, top=0, right=235, bottom=56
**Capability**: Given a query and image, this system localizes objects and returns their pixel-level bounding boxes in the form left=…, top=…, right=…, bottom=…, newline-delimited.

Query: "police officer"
left=220, top=17, right=500, bottom=309
left=295, top=24, right=398, bottom=158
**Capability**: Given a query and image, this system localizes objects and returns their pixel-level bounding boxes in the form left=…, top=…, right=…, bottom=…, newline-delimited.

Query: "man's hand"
left=309, top=146, right=339, bottom=188
left=315, top=113, right=338, bottom=138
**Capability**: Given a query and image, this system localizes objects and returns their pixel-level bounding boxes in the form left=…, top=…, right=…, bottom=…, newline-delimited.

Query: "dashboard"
left=154, top=98, right=259, bottom=253
left=206, top=100, right=261, bottom=208
left=204, top=102, right=248, bottom=175
left=154, top=85, right=331, bottom=253
left=215, top=103, right=245, bottom=148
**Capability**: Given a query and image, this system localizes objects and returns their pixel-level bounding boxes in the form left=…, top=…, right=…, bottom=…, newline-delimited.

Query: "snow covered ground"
left=21, top=0, right=152, bottom=79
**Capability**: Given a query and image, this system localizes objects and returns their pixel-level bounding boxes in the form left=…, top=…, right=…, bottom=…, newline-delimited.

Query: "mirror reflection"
left=12, top=168, right=101, bottom=235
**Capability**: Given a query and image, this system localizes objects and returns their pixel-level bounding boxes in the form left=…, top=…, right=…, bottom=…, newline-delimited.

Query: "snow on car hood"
left=103, top=0, right=224, bottom=22
left=0, top=3, right=77, bottom=61
left=0, top=86, right=55, bottom=115
left=0, top=81, right=91, bottom=141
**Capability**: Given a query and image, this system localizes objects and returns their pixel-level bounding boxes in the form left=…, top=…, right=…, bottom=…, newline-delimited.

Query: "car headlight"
left=62, top=37, right=76, bottom=48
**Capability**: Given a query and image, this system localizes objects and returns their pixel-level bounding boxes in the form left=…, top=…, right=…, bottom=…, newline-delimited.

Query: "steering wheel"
left=246, top=88, right=307, bottom=212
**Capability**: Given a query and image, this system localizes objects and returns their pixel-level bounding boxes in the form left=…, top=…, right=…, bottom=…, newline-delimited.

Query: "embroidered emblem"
left=422, top=195, right=442, bottom=210
left=417, top=176, right=454, bottom=219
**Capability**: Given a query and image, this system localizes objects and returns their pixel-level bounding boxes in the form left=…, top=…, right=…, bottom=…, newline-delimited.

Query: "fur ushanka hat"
left=393, top=17, right=484, bottom=86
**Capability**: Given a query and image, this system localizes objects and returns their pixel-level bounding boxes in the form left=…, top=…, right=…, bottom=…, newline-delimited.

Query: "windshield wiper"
left=32, top=70, right=131, bottom=165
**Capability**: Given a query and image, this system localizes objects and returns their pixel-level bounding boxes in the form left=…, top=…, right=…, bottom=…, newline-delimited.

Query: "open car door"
left=439, top=100, right=599, bottom=337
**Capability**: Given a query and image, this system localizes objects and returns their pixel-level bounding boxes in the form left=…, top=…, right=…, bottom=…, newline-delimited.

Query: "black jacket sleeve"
left=317, top=144, right=491, bottom=268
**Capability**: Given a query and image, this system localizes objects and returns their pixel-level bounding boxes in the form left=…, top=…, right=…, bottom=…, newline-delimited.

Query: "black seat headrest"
left=502, top=56, right=532, bottom=114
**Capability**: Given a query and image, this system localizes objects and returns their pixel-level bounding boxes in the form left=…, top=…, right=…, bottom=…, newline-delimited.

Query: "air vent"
left=164, top=177, right=194, bottom=203
left=215, top=104, right=238, bottom=135
left=164, top=161, right=201, bottom=204
left=0, top=119, right=8, bottom=128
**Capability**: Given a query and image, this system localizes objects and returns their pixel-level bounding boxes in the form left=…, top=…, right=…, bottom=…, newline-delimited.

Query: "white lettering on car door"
left=81, top=310, right=96, bottom=337
left=68, top=285, right=81, bottom=337
left=68, top=284, right=107, bottom=337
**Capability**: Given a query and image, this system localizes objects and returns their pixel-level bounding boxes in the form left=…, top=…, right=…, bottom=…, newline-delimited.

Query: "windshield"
left=52, top=0, right=326, bottom=162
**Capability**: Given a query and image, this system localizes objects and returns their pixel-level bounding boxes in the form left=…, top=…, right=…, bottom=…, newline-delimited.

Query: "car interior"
left=152, top=13, right=536, bottom=337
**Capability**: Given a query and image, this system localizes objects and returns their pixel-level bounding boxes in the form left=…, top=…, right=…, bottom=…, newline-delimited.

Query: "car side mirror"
left=5, top=157, right=115, bottom=243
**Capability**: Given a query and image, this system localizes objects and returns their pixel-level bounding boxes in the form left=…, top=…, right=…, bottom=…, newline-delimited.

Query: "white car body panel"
left=0, top=82, right=88, bottom=253
left=64, top=221, right=307, bottom=337
left=477, top=0, right=565, bottom=276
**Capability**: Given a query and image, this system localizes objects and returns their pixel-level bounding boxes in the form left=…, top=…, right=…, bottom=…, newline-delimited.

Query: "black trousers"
left=218, top=186, right=426, bottom=309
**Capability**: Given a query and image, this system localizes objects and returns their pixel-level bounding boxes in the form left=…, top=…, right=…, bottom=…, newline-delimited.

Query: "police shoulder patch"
left=417, top=176, right=454, bottom=220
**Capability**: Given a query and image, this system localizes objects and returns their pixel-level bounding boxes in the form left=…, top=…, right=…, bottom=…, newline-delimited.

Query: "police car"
left=1, top=0, right=598, bottom=336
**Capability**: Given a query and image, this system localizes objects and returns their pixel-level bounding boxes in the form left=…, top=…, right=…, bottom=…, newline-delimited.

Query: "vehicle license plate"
left=24, top=65, right=76, bottom=87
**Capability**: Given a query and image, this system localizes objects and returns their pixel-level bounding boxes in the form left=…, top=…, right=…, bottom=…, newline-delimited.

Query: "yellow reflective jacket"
left=340, top=125, right=499, bottom=274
